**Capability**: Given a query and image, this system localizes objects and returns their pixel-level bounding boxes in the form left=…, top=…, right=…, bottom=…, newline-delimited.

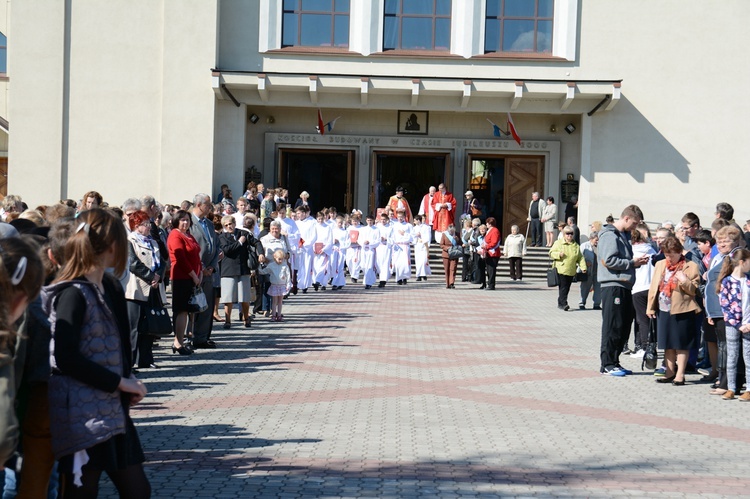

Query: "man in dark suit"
left=190, top=193, right=221, bottom=348
left=141, top=194, right=167, bottom=258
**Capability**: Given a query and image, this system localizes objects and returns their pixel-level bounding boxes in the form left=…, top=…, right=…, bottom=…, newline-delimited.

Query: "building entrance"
left=279, top=149, right=354, bottom=214
left=467, top=155, right=544, bottom=237
left=373, top=152, right=449, bottom=217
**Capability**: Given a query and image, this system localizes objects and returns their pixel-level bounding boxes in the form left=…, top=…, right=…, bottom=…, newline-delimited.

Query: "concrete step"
left=410, top=245, right=552, bottom=279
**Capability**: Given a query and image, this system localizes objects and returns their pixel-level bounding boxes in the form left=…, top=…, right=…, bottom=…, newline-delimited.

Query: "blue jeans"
left=3, top=463, right=59, bottom=499
left=726, top=325, right=749, bottom=392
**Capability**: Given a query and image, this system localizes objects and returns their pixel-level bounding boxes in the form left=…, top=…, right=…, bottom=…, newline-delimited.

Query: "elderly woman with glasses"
left=549, top=227, right=586, bottom=311
left=218, top=215, right=259, bottom=328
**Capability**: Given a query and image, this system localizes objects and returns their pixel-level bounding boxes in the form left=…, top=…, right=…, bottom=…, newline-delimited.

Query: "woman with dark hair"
left=629, top=227, right=656, bottom=356
left=124, top=211, right=167, bottom=369
left=43, top=208, right=151, bottom=496
left=440, top=224, right=460, bottom=289
left=647, top=236, right=701, bottom=385
left=482, top=217, right=502, bottom=290
left=167, top=210, right=201, bottom=355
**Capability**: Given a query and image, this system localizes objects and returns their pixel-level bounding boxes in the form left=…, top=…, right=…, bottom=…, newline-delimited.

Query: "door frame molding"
left=277, top=147, right=356, bottom=213
left=370, top=149, right=452, bottom=216
left=265, top=132, right=560, bottom=216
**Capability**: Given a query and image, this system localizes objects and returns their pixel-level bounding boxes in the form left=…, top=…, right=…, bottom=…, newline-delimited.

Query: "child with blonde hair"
left=258, top=249, right=291, bottom=321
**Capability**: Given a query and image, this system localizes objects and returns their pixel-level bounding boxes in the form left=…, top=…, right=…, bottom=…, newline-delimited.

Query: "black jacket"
left=218, top=230, right=263, bottom=276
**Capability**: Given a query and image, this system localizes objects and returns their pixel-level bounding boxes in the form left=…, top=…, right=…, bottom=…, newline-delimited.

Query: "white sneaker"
left=630, top=349, right=645, bottom=358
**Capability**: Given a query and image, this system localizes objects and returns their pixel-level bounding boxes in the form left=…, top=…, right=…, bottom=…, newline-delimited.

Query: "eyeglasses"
left=223, top=223, right=235, bottom=227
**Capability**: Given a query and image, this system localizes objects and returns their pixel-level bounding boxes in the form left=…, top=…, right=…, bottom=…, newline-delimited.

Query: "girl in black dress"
left=44, top=209, right=150, bottom=498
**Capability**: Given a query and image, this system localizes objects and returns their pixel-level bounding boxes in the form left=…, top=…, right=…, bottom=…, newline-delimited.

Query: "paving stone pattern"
left=99, top=276, right=750, bottom=498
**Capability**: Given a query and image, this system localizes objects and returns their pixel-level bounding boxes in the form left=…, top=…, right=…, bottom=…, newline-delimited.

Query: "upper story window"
left=0, top=32, right=6, bottom=73
left=484, top=0, right=553, bottom=54
left=383, top=0, right=452, bottom=51
left=282, top=0, right=350, bottom=48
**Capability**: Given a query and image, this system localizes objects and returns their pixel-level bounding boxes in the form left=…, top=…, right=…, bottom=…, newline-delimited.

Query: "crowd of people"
left=550, top=200, right=750, bottom=391
left=0, top=178, right=520, bottom=496
left=2, top=183, right=749, bottom=496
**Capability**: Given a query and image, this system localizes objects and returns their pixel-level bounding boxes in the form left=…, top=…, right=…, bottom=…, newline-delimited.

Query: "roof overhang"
left=212, top=70, right=621, bottom=115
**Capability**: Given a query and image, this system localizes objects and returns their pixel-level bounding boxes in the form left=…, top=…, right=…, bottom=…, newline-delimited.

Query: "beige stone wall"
left=8, top=0, right=218, bottom=207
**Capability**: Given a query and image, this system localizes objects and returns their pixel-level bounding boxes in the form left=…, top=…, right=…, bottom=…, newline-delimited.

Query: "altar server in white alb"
left=295, top=205, right=317, bottom=293
left=360, top=214, right=381, bottom=289
left=312, top=211, right=334, bottom=291
left=330, top=216, right=350, bottom=290
left=375, top=211, right=394, bottom=288
left=276, top=201, right=300, bottom=280
left=413, top=215, right=432, bottom=281
left=391, top=209, right=413, bottom=285
left=346, top=215, right=363, bottom=283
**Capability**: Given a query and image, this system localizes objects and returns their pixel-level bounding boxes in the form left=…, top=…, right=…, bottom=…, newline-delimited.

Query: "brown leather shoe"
left=739, top=392, right=750, bottom=402
left=722, top=390, right=736, bottom=400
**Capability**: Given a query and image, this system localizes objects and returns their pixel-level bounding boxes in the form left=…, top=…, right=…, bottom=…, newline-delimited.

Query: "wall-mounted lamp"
left=266, top=116, right=275, bottom=124
left=550, top=124, right=557, bottom=133
left=564, top=123, right=576, bottom=134
left=249, top=113, right=260, bottom=124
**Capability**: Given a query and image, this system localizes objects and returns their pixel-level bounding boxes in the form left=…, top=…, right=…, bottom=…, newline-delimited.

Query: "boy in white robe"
left=346, top=216, right=363, bottom=283
left=331, top=216, right=350, bottom=290
left=295, top=205, right=318, bottom=293
left=413, top=215, right=432, bottom=281
left=360, top=215, right=380, bottom=289
left=312, top=211, right=334, bottom=290
left=391, top=209, right=413, bottom=285
left=375, top=211, right=394, bottom=287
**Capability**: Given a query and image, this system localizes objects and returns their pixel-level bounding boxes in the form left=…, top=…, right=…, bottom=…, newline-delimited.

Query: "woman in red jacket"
left=482, top=217, right=502, bottom=290
left=167, top=210, right=202, bottom=355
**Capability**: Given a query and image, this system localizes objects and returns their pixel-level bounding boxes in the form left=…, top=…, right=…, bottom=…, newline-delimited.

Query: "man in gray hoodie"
left=597, top=205, right=650, bottom=376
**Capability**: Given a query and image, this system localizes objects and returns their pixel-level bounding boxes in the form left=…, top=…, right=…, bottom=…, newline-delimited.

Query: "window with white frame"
left=484, top=0, right=553, bottom=54
left=281, top=0, right=350, bottom=48
left=383, top=0, right=452, bottom=51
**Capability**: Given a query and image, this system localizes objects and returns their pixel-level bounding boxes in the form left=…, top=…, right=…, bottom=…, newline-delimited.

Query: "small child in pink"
left=257, top=249, right=290, bottom=321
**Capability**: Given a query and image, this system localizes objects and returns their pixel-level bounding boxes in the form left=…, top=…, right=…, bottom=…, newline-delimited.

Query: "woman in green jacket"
left=549, top=227, right=587, bottom=310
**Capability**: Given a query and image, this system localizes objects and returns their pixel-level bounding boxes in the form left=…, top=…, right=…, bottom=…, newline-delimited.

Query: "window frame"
left=0, top=31, right=7, bottom=74
left=281, top=0, right=351, bottom=49
left=383, top=0, right=452, bottom=52
left=484, top=0, right=554, bottom=55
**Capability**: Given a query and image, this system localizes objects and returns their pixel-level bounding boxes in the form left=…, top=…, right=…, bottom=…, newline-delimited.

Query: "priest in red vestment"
left=418, top=186, right=436, bottom=227
left=431, top=183, right=456, bottom=241
left=386, top=186, right=413, bottom=222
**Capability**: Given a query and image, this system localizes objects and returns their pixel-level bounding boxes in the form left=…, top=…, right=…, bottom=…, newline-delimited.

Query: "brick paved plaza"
left=105, top=276, right=750, bottom=498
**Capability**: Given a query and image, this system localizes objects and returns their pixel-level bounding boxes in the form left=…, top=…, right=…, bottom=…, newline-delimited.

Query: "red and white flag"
left=507, top=112, right=522, bottom=145
left=316, top=109, right=325, bottom=135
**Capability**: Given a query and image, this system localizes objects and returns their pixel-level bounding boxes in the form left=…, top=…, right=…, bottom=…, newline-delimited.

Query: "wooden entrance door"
left=503, top=157, right=544, bottom=237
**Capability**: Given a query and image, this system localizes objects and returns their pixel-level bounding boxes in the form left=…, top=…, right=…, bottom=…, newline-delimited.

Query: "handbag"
left=186, top=285, right=208, bottom=314
left=448, top=245, right=464, bottom=260
left=246, top=235, right=259, bottom=270
left=642, top=318, right=658, bottom=370
left=140, top=289, right=172, bottom=337
left=574, top=269, right=588, bottom=283
left=546, top=265, right=560, bottom=287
